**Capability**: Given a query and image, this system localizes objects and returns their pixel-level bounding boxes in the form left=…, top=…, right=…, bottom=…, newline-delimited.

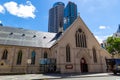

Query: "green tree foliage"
left=106, top=37, right=120, bottom=54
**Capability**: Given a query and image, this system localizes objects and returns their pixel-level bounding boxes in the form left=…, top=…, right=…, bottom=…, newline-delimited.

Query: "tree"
left=105, top=37, right=120, bottom=56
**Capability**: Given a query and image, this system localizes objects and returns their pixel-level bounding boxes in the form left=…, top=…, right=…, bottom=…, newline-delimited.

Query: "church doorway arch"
left=80, top=58, right=88, bottom=73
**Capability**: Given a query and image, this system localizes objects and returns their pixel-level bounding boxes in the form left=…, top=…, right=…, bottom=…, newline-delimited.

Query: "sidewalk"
left=31, top=72, right=113, bottom=80
left=0, top=72, right=114, bottom=80
left=41, top=73, right=113, bottom=79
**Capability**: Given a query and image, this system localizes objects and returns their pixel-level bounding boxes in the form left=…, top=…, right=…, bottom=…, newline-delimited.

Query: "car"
left=106, top=59, right=120, bottom=74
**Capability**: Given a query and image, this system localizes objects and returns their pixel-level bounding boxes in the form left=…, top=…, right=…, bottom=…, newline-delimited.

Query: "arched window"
left=31, top=51, right=36, bottom=65
left=75, top=28, right=87, bottom=48
left=44, top=52, right=48, bottom=58
left=16, top=50, right=22, bottom=65
left=92, top=48, right=97, bottom=63
left=66, top=45, right=71, bottom=62
left=2, top=49, right=8, bottom=60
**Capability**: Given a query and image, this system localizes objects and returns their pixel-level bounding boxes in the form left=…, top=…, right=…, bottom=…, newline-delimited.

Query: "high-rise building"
left=48, top=2, right=65, bottom=33
left=117, top=24, right=120, bottom=33
left=64, top=1, right=77, bottom=30
left=113, top=24, right=120, bottom=37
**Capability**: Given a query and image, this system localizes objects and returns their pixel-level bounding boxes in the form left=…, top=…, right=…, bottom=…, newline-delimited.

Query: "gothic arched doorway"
left=80, top=58, right=88, bottom=73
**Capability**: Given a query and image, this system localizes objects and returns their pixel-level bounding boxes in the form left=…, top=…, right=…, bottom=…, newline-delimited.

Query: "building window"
left=44, top=52, right=48, bottom=58
left=31, top=51, right=36, bottom=65
left=75, top=28, right=87, bottom=48
left=92, top=48, right=97, bottom=63
left=2, top=49, right=8, bottom=60
left=66, top=45, right=71, bottom=62
left=16, top=50, right=22, bottom=65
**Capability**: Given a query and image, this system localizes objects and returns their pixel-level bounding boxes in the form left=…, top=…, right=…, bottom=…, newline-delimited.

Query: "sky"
left=0, top=0, right=120, bottom=43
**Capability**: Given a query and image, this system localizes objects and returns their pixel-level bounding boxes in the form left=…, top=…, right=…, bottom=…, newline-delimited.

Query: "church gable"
left=57, top=16, right=100, bottom=49
left=53, top=16, right=111, bottom=73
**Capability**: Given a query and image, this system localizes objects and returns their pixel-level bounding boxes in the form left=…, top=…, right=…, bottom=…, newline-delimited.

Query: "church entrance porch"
left=80, top=58, right=88, bottom=73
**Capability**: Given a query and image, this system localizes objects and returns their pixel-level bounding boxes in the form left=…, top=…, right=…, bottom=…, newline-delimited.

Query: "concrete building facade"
left=48, top=2, right=65, bottom=33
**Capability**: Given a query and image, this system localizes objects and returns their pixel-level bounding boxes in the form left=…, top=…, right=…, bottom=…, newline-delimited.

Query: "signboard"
left=27, top=59, right=31, bottom=64
left=65, top=64, right=73, bottom=69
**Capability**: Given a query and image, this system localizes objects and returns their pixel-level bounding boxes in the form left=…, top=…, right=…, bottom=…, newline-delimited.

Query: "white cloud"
left=99, top=25, right=110, bottom=30
left=95, top=35, right=111, bottom=43
left=99, top=26, right=106, bottom=29
left=0, top=5, right=5, bottom=13
left=4, top=1, right=36, bottom=18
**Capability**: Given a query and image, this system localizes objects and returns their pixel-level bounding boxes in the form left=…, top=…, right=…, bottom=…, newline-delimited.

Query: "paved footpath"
left=0, top=73, right=118, bottom=80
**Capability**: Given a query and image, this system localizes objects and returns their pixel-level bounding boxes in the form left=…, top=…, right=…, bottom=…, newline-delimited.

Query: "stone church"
left=0, top=16, right=111, bottom=74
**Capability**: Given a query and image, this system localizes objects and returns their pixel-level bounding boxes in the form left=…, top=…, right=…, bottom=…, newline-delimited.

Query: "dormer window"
left=22, top=34, right=25, bottom=36
left=9, top=32, right=13, bottom=35
left=43, top=36, right=46, bottom=39
left=33, top=35, right=36, bottom=38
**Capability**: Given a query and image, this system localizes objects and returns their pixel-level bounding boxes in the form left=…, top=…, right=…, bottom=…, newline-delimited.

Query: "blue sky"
left=0, top=0, right=120, bottom=43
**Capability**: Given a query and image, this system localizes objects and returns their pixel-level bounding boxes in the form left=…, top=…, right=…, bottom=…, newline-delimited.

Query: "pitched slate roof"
left=0, top=26, right=57, bottom=48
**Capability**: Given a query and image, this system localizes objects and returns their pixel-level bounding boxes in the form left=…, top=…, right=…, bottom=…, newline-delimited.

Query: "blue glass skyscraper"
left=64, top=1, right=77, bottom=30
left=48, top=2, right=65, bottom=33
left=117, top=24, right=120, bottom=33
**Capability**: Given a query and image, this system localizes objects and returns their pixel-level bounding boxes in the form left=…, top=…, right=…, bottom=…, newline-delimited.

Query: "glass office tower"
left=48, top=2, right=65, bottom=33
left=64, top=1, right=77, bottom=30
left=117, top=24, right=120, bottom=33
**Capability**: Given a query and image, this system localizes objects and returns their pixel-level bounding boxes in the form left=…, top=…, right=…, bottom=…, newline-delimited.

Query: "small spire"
left=77, top=12, right=80, bottom=17
left=58, top=21, right=63, bottom=33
